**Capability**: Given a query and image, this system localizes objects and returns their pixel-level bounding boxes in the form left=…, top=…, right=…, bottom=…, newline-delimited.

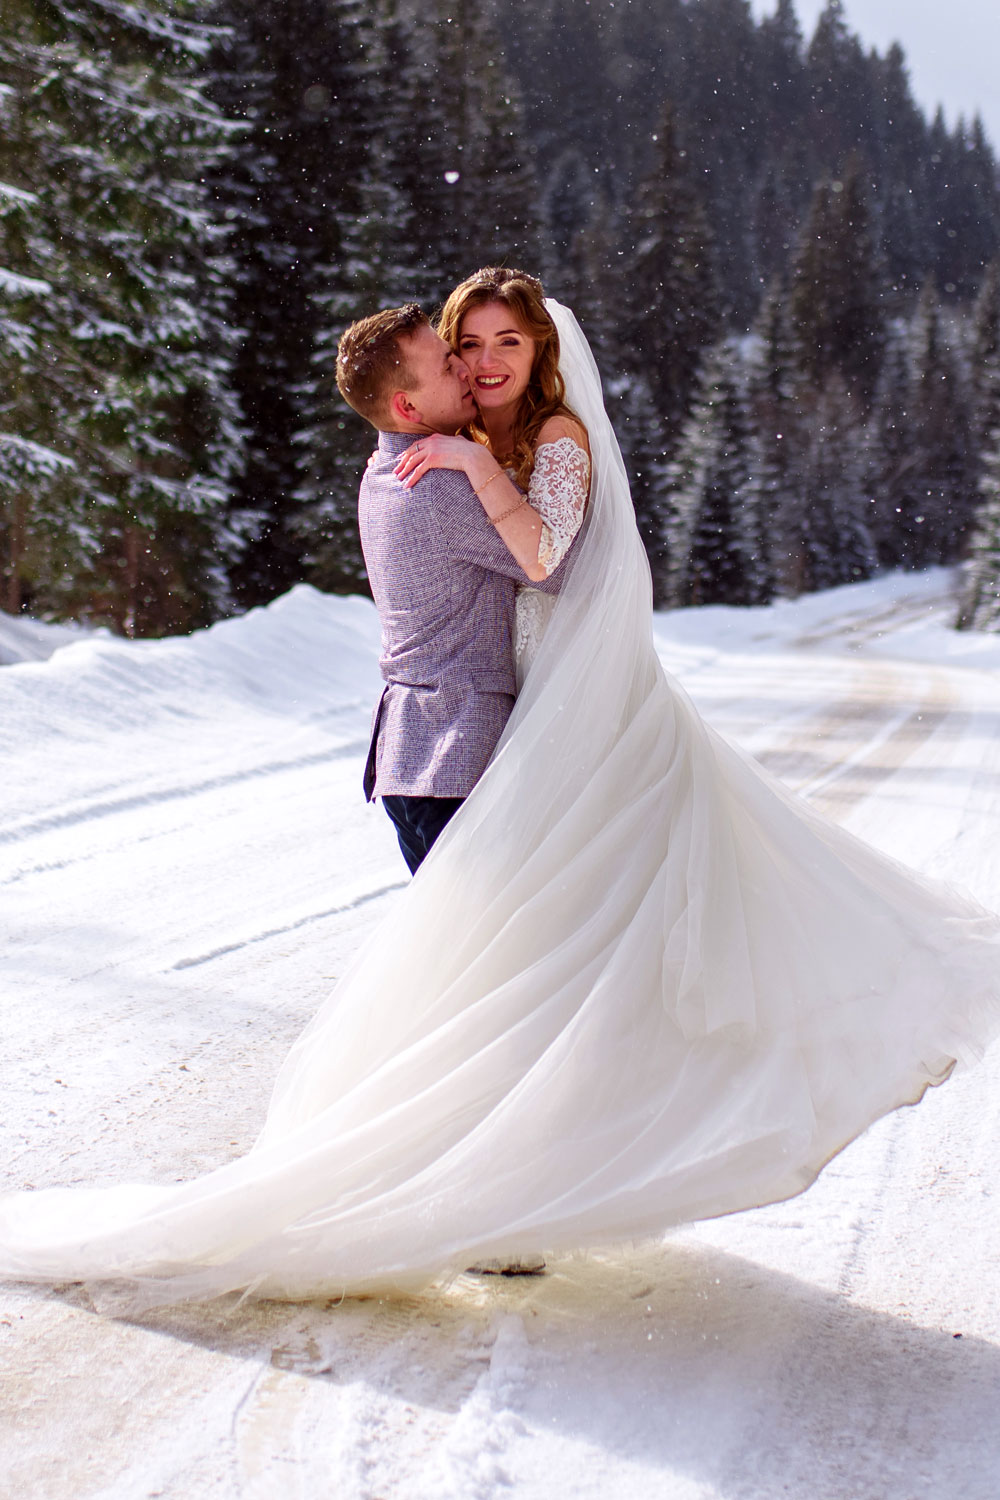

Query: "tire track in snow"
left=790, top=594, right=948, bottom=652
left=171, top=878, right=408, bottom=970
left=0, top=739, right=369, bottom=857
left=753, top=661, right=961, bottom=821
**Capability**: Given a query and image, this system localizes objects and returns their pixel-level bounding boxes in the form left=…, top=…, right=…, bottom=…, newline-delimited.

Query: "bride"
left=2, top=270, right=1000, bottom=1308
left=393, top=268, right=592, bottom=692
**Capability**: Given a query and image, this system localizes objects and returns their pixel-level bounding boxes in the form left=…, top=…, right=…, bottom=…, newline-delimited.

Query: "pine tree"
left=556, top=190, right=622, bottom=368
left=957, top=264, right=1000, bottom=627
left=805, top=0, right=876, bottom=169
left=605, top=372, right=674, bottom=605
left=865, top=321, right=915, bottom=568
left=969, top=261, right=1000, bottom=448
left=956, top=420, right=1000, bottom=630
left=752, top=162, right=799, bottom=295
left=0, top=122, right=84, bottom=614
left=0, top=0, right=242, bottom=632
left=627, top=100, right=719, bottom=452
left=756, top=0, right=806, bottom=141
left=205, top=0, right=377, bottom=609
left=785, top=373, right=877, bottom=593
left=902, top=283, right=975, bottom=566
left=788, top=155, right=887, bottom=407
left=745, top=278, right=799, bottom=595
left=926, top=115, right=1000, bottom=302
left=667, top=340, right=769, bottom=607
left=291, top=0, right=541, bottom=595
left=556, top=200, right=677, bottom=601
left=871, top=42, right=928, bottom=296
left=677, top=0, right=763, bottom=320
left=484, top=0, right=633, bottom=263
left=482, top=0, right=1000, bottom=354
left=383, top=0, right=539, bottom=305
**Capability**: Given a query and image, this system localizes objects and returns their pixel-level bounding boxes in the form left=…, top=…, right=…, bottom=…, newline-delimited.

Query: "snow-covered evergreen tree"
left=205, top=0, right=378, bottom=606
left=957, top=264, right=1000, bottom=629
left=926, top=113, right=1000, bottom=302
left=667, top=340, right=770, bottom=607
left=901, top=283, right=974, bottom=566
left=627, top=101, right=719, bottom=449
left=788, top=155, right=887, bottom=408
left=805, top=0, right=876, bottom=169
left=0, top=0, right=242, bottom=632
left=865, top=321, right=914, bottom=569
left=956, top=412, right=1000, bottom=630
left=969, top=261, right=1000, bottom=452
left=0, top=142, right=83, bottom=615
left=873, top=42, right=929, bottom=294
left=291, top=100, right=413, bottom=595
left=785, top=373, right=877, bottom=593
left=745, top=278, right=799, bottom=596
left=216, top=0, right=539, bottom=601
left=377, top=0, right=539, bottom=306
left=605, top=372, right=674, bottom=605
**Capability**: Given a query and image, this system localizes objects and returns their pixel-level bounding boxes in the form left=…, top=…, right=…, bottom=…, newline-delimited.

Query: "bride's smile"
left=458, top=302, right=536, bottom=432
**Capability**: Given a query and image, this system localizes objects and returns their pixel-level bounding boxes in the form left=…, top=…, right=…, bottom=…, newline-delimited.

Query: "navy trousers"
left=382, top=795, right=464, bottom=875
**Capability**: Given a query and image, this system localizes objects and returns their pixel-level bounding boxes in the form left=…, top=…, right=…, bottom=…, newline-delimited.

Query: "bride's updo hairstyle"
left=437, top=266, right=583, bottom=489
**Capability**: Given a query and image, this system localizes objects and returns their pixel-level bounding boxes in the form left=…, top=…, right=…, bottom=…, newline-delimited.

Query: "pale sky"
left=750, top=1, right=1000, bottom=148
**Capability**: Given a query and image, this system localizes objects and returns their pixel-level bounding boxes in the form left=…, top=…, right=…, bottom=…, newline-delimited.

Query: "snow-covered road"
left=3, top=572, right=1000, bottom=1499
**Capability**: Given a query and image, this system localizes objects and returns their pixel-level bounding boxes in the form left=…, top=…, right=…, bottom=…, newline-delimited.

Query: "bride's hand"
left=394, top=434, right=487, bottom=489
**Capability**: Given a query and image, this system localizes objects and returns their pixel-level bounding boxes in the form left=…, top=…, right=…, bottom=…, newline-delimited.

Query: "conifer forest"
left=3, top=0, right=1000, bottom=636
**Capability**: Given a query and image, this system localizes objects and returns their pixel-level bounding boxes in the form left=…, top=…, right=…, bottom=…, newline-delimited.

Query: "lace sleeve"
left=528, top=437, right=590, bottom=575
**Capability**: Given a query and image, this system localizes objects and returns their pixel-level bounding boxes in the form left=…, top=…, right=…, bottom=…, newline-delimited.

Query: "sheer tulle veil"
left=2, top=300, right=999, bottom=1307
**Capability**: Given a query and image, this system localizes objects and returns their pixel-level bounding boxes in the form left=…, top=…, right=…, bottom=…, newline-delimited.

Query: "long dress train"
left=1, top=302, right=999, bottom=1307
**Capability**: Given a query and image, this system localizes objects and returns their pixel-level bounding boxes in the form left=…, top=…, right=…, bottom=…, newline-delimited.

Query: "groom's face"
left=396, top=325, right=475, bottom=434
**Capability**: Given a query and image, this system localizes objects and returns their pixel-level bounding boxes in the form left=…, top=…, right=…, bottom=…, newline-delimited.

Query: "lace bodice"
left=529, top=436, right=590, bottom=575
left=512, top=436, right=591, bottom=686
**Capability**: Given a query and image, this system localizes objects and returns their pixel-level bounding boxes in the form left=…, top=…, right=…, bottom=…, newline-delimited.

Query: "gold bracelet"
left=488, top=497, right=528, bottom=526
left=474, top=469, right=505, bottom=498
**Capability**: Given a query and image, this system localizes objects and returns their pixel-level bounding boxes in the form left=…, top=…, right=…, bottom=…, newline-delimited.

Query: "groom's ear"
left=389, top=389, right=421, bottom=426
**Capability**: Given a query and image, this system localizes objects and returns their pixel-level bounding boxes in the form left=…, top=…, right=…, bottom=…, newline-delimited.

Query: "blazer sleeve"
left=425, top=470, right=572, bottom=595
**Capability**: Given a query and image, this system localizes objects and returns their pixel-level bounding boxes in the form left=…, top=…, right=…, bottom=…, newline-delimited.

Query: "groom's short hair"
left=336, top=304, right=430, bottom=428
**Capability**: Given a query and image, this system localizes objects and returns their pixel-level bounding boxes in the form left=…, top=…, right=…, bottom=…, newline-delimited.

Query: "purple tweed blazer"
left=359, top=431, right=564, bottom=799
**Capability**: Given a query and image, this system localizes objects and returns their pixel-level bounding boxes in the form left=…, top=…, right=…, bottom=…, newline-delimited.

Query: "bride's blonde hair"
left=437, top=267, right=583, bottom=488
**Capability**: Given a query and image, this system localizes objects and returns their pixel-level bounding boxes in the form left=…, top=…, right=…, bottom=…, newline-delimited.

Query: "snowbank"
left=654, top=567, right=1000, bottom=673
left=0, top=607, right=98, bottom=666
left=0, top=584, right=381, bottom=739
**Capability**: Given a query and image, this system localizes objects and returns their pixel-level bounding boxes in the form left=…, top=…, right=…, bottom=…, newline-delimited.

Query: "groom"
left=336, top=302, right=565, bottom=874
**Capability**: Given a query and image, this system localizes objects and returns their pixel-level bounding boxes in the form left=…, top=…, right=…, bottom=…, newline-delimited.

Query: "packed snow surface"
left=3, top=569, right=1000, bottom=1499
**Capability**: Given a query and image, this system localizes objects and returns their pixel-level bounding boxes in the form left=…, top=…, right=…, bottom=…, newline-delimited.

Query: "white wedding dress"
left=2, top=303, right=1000, bottom=1308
